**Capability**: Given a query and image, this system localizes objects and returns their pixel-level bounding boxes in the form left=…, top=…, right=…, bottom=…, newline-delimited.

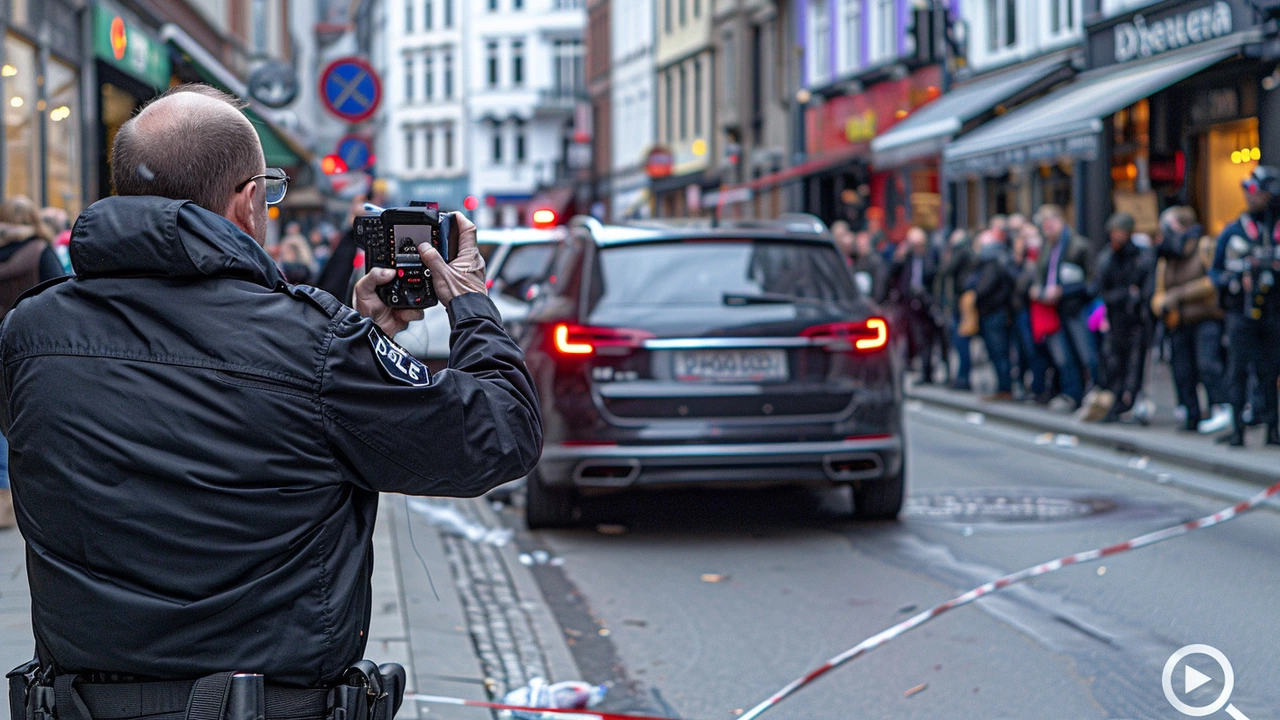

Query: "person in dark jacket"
left=1029, top=204, right=1094, bottom=409
left=1152, top=206, right=1229, bottom=433
left=1010, top=224, right=1047, bottom=399
left=888, top=226, right=941, bottom=384
left=937, top=228, right=976, bottom=389
left=0, top=195, right=67, bottom=529
left=967, top=230, right=1015, bottom=399
left=0, top=85, right=541, bottom=692
left=1095, top=212, right=1155, bottom=422
left=1211, top=165, right=1280, bottom=446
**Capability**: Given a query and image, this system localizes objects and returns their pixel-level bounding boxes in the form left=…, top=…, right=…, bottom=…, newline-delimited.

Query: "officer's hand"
left=419, top=212, right=487, bottom=307
left=353, top=269, right=426, bottom=337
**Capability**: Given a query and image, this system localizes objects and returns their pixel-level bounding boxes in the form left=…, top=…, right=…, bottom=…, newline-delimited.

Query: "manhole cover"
left=905, top=491, right=1116, bottom=523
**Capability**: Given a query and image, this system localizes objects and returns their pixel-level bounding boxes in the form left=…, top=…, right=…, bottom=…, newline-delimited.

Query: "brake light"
left=801, top=317, right=889, bottom=353
left=552, top=323, right=655, bottom=356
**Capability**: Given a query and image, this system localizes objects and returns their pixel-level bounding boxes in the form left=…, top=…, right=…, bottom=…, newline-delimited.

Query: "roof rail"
left=714, top=214, right=830, bottom=235
left=568, top=215, right=605, bottom=234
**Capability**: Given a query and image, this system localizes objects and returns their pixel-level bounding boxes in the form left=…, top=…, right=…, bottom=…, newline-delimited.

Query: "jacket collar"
left=69, top=196, right=282, bottom=288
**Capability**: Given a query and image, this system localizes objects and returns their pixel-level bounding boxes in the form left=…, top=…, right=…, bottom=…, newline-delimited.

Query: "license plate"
left=672, top=349, right=788, bottom=382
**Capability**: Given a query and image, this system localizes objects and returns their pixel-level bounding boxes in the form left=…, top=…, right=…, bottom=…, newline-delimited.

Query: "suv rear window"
left=498, top=243, right=556, bottom=284
left=590, top=239, right=858, bottom=308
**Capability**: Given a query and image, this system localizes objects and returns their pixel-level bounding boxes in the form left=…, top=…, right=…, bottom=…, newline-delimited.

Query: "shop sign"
left=93, top=3, right=171, bottom=90
left=805, top=66, right=943, bottom=156
left=645, top=147, right=675, bottom=179
left=1112, top=1, right=1234, bottom=64
left=947, top=133, right=1099, bottom=177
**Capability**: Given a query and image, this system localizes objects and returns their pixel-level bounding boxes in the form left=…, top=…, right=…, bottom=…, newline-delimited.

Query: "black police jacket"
left=1212, top=212, right=1280, bottom=317
left=0, top=196, right=542, bottom=687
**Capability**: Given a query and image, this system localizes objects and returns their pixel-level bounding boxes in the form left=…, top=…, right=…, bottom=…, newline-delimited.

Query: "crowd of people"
left=832, top=165, right=1280, bottom=449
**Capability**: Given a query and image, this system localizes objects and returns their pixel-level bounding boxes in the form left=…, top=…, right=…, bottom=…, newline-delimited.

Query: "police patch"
left=367, top=327, right=431, bottom=387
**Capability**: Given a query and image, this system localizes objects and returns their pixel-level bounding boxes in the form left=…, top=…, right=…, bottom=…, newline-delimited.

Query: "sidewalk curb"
left=472, top=499, right=583, bottom=685
left=907, top=388, right=1280, bottom=486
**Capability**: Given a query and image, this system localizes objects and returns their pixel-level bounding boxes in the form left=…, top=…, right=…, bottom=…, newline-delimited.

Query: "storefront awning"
left=870, top=55, right=1074, bottom=170
left=943, top=34, right=1254, bottom=177
left=160, top=25, right=312, bottom=167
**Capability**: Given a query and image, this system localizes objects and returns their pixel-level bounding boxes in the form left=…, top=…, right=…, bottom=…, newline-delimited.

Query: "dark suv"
left=519, top=217, right=904, bottom=528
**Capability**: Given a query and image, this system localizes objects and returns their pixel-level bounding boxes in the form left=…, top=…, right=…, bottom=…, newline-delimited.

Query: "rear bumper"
left=538, top=436, right=904, bottom=489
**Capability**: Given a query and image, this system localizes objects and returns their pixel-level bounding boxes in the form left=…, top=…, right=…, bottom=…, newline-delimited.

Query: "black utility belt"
left=8, top=660, right=405, bottom=720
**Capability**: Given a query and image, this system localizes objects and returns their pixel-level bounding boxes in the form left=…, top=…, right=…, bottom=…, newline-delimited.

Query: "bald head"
left=111, top=84, right=265, bottom=220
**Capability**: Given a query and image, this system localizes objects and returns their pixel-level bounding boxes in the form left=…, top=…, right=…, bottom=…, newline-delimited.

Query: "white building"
left=383, top=0, right=470, bottom=208
left=609, top=0, right=655, bottom=219
left=464, top=0, right=586, bottom=227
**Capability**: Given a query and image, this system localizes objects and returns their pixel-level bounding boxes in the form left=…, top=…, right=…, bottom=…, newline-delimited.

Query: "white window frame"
left=1043, top=0, right=1080, bottom=42
left=838, top=0, right=861, bottom=76
left=808, top=0, right=830, bottom=86
left=977, top=0, right=1019, bottom=62
left=870, top=0, right=895, bottom=64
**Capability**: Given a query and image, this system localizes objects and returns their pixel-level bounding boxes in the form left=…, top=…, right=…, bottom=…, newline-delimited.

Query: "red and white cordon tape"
left=401, top=692, right=676, bottom=719
left=401, top=478, right=1280, bottom=720
left=737, top=477, right=1280, bottom=720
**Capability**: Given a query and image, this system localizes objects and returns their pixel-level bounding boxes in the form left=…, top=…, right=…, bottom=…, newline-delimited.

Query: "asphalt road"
left=504, top=406, right=1280, bottom=720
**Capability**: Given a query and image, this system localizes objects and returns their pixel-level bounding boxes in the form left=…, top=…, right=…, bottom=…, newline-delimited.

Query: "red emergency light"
left=321, top=154, right=348, bottom=175
left=531, top=209, right=557, bottom=228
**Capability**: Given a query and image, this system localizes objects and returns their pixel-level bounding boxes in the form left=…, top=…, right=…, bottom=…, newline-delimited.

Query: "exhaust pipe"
left=823, top=453, right=882, bottom=481
left=573, top=459, right=641, bottom=487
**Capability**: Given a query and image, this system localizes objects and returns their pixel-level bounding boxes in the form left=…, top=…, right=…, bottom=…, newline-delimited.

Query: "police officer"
left=1212, top=165, right=1280, bottom=447
left=0, top=85, right=542, bottom=717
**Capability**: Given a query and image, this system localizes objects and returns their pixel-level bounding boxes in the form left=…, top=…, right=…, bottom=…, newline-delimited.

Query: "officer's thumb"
left=418, top=242, right=451, bottom=280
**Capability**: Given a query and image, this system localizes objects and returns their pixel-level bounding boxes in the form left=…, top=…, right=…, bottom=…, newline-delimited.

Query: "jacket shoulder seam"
left=2, top=348, right=318, bottom=389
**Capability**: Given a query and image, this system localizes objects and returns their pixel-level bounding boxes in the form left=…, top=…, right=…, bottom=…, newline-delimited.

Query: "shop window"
left=4, top=35, right=39, bottom=203
left=874, top=0, right=896, bottom=62
left=1204, top=117, right=1259, bottom=236
left=46, top=58, right=82, bottom=216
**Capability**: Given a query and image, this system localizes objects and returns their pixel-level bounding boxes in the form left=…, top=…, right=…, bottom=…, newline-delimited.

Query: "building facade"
left=384, top=0, right=469, bottom=209
left=653, top=0, right=717, bottom=216
left=2, top=0, right=302, bottom=228
left=609, top=0, right=657, bottom=220
left=585, top=0, right=611, bottom=218
left=464, top=0, right=586, bottom=228
left=706, top=0, right=794, bottom=219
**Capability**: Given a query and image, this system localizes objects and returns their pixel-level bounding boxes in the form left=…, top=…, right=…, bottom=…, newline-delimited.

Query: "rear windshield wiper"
left=723, top=292, right=823, bottom=306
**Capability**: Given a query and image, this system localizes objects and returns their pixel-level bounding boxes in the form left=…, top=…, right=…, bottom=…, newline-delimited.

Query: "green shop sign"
left=93, top=3, right=171, bottom=90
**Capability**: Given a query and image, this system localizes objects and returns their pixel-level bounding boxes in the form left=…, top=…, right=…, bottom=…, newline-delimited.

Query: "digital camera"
left=353, top=202, right=457, bottom=309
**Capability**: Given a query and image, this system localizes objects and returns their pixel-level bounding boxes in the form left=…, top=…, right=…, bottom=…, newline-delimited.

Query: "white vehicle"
left=396, top=227, right=563, bottom=365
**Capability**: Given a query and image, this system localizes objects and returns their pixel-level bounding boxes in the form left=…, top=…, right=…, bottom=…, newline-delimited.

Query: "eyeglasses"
left=236, top=168, right=290, bottom=205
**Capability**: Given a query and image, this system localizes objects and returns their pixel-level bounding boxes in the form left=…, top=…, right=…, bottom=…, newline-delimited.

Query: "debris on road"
left=407, top=499, right=513, bottom=547
left=964, top=412, right=985, bottom=425
left=623, top=618, right=649, bottom=628
left=1128, top=456, right=1150, bottom=469
left=1096, top=566, right=1107, bottom=576
left=1054, top=434, right=1079, bottom=448
left=903, top=683, right=927, bottom=698
left=500, top=678, right=607, bottom=720
left=700, top=573, right=729, bottom=583
left=898, top=604, right=917, bottom=614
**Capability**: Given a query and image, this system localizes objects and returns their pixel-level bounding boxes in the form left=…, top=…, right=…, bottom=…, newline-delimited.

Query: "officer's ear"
left=225, top=177, right=261, bottom=240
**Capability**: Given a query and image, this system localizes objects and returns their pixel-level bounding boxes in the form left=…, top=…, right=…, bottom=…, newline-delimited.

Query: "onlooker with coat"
left=938, top=228, right=976, bottom=390
left=833, top=221, right=886, bottom=302
left=1011, top=224, right=1047, bottom=399
left=967, top=230, right=1016, bottom=399
left=1095, top=212, right=1155, bottom=422
left=1029, top=205, right=1093, bottom=410
left=1152, top=206, right=1230, bottom=433
left=888, top=227, right=941, bottom=385
left=0, top=195, right=67, bottom=528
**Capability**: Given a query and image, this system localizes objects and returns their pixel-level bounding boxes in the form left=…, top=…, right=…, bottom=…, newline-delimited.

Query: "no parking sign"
left=320, top=57, right=381, bottom=123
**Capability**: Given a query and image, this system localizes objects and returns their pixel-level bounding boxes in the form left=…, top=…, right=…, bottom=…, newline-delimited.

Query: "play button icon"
left=1185, top=665, right=1212, bottom=695
left=1162, top=644, right=1250, bottom=719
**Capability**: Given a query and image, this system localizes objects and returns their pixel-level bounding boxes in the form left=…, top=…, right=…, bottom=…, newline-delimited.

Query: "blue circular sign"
left=337, top=135, right=373, bottom=172
left=320, top=57, right=381, bottom=123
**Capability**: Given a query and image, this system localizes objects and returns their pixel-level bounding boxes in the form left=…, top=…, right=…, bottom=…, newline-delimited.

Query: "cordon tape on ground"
left=404, top=478, right=1280, bottom=719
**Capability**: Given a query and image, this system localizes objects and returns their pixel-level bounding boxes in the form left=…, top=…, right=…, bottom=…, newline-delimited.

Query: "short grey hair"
left=111, top=84, right=264, bottom=214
